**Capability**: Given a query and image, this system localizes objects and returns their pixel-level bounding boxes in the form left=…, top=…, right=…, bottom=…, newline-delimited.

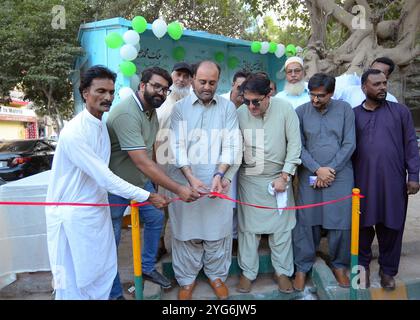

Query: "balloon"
left=120, top=61, right=137, bottom=77
left=214, top=51, right=225, bottom=63
left=296, top=46, right=304, bottom=54
left=260, top=41, right=269, bottom=54
left=286, top=44, right=297, bottom=57
left=152, top=18, right=167, bottom=39
left=120, top=44, right=138, bottom=61
left=172, top=46, right=186, bottom=61
left=227, top=56, right=239, bottom=69
left=132, top=16, right=147, bottom=34
left=134, top=42, right=141, bottom=52
left=123, top=30, right=140, bottom=45
left=119, top=87, right=134, bottom=100
left=105, top=32, right=123, bottom=49
left=250, top=41, right=262, bottom=53
left=167, top=21, right=183, bottom=40
left=268, top=42, right=277, bottom=54
left=275, top=44, right=285, bottom=58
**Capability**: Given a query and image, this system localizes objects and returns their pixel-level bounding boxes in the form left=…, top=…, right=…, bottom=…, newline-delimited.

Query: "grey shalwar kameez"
left=293, top=99, right=356, bottom=273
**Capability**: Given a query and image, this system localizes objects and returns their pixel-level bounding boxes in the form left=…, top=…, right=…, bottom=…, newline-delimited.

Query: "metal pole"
left=350, top=188, right=361, bottom=300
left=130, top=201, right=143, bottom=300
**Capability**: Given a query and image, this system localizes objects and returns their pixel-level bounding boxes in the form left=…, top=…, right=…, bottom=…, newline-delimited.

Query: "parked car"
left=0, top=177, right=6, bottom=186
left=0, top=139, right=55, bottom=181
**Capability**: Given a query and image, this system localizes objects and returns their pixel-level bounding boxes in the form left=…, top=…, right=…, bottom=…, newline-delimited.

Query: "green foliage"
left=0, top=0, right=88, bottom=123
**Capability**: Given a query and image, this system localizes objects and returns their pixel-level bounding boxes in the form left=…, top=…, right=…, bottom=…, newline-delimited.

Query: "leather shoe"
left=332, top=268, right=350, bottom=288
left=293, top=272, right=306, bottom=291
left=143, top=270, right=172, bottom=289
left=236, top=274, right=252, bottom=293
left=379, top=269, right=396, bottom=290
left=209, top=278, right=229, bottom=299
left=274, top=274, right=294, bottom=294
left=178, top=282, right=196, bottom=300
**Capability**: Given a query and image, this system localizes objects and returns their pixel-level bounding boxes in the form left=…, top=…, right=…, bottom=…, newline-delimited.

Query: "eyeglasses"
left=243, top=95, right=267, bottom=107
left=147, top=82, right=171, bottom=95
left=309, top=92, right=328, bottom=99
left=286, top=68, right=303, bottom=75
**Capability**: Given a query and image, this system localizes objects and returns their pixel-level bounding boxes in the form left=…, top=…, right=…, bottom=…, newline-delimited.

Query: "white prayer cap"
left=285, top=56, right=304, bottom=69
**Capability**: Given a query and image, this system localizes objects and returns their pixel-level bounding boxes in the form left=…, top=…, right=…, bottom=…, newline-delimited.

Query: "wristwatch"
left=213, top=171, right=225, bottom=179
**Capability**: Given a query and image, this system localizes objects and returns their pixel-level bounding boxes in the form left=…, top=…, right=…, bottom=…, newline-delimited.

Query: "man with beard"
left=275, top=56, right=310, bottom=109
left=155, top=62, right=193, bottom=258
left=353, top=69, right=420, bottom=290
left=156, top=62, right=193, bottom=144
left=106, top=67, right=200, bottom=300
left=167, top=60, right=242, bottom=300
left=46, top=66, right=169, bottom=299
left=337, top=57, right=398, bottom=108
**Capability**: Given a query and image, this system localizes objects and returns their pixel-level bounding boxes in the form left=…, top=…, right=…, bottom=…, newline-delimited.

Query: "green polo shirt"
left=107, top=93, right=158, bottom=188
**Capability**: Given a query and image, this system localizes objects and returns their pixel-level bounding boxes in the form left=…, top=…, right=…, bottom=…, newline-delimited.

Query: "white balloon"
left=275, top=44, right=285, bottom=58
left=130, top=74, right=140, bottom=89
left=134, top=42, right=141, bottom=52
left=120, top=44, right=138, bottom=61
left=119, top=87, right=134, bottom=100
left=296, top=46, right=303, bottom=54
left=152, top=19, right=167, bottom=39
left=260, top=41, right=269, bottom=54
left=123, top=30, right=140, bottom=45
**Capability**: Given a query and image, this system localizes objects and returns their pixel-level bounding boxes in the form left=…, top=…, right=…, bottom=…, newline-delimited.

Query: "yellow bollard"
left=130, top=201, right=143, bottom=300
left=350, top=188, right=361, bottom=300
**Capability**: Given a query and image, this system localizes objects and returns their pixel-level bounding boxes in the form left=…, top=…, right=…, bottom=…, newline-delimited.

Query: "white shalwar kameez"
left=46, top=109, right=150, bottom=300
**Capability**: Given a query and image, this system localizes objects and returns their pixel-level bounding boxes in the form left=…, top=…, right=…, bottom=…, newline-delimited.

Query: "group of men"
left=46, top=54, right=420, bottom=300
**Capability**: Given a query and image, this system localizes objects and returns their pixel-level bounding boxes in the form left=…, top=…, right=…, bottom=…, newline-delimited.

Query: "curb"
left=311, top=258, right=420, bottom=300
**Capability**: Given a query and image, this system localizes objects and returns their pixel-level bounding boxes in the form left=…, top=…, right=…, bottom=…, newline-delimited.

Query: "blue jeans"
left=108, top=181, right=164, bottom=299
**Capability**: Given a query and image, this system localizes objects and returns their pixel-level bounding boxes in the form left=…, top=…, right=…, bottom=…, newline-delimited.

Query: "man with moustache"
left=337, top=57, right=398, bottom=108
left=275, top=56, right=310, bottom=109
left=293, top=73, right=355, bottom=291
left=167, top=60, right=242, bottom=300
left=46, top=65, right=169, bottom=299
left=106, top=67, right=200, bottom=300
left=353, top=69, right=420, bottom=290
left=235, top=73, right=301, bottom=294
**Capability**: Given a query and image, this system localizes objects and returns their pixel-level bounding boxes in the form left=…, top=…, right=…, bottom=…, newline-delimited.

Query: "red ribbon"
left=0, top=192, right=364, bottom=211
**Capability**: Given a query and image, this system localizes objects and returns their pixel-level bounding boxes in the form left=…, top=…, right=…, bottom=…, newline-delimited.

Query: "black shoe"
left=379, top=269, right=396, bottom=291
left=143, top=270, right=172, bottom=289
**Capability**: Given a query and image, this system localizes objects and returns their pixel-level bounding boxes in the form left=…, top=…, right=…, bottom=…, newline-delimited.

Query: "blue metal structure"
left=73, top=17, right=286, bottom=114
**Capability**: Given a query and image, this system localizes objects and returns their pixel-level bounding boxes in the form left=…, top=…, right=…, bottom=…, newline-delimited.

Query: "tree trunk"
left=303, top=0, right=420, bottom=78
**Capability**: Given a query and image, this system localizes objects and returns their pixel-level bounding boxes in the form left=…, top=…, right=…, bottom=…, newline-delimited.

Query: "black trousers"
left=359, top=223, right=404, bottom=276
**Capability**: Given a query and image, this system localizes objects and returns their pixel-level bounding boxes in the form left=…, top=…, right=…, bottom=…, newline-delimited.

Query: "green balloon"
left=172, top=46, right=186, bottom=61
left=120, top=61, right=137, bottom=77
left=268, top=42, right=277, bottom=53
left=105, top=32, right=124, bottom=49
left=214, top=51, right=225, bottom=63
left=286, top=44, right=297, bottom=57
left=132, top=16, right=147, bottom=33
left=167, top=21, right=183, bottom=40
left=250, top=41, right=262, bottom=53
left=227, top=56, right=239, bottom=69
